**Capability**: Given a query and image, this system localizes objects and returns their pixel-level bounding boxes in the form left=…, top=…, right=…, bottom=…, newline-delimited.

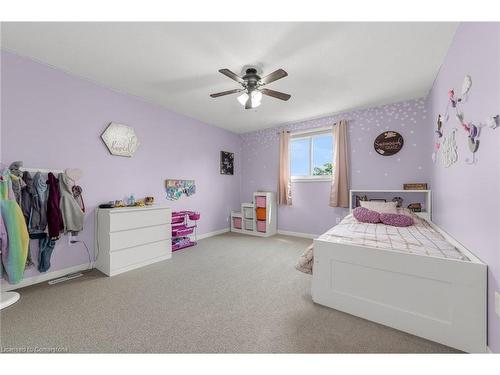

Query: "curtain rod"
left=276, top=125, right=334, bottom=135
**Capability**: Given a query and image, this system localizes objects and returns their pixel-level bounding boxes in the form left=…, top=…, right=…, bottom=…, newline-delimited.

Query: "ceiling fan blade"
left=209, top=89, right=243, bottom=98
left=260, top=88, right=291, bottom=101
left=219, top=69, right=245, bottom=84
left=259, top=69, right=288, bottom=85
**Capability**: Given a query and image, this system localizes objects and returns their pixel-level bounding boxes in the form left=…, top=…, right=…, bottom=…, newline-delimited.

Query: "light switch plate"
left=496, top=291, right=500, bottom=318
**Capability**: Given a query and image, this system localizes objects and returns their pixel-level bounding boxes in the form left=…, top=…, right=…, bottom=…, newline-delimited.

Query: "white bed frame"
left=312, top=190, right=487, bottom=353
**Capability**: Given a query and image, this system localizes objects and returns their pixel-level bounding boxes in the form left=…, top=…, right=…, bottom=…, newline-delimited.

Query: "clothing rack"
left=19, top=167, right=64, bottom=174
left=1, top=165, right=88, bottom=292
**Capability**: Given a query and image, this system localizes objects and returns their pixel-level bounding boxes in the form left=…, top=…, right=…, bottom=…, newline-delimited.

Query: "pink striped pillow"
left=353, top=207, right=381, bottom=224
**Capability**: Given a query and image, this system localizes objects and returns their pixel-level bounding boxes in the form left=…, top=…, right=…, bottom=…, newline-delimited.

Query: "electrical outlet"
left=496, top=291, right=500, bottom=318
left=336, top=217, right=341, bottom=224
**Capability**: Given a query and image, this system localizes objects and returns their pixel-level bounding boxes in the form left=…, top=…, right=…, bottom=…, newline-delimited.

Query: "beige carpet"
left=0, top=233, right=459, bottom=353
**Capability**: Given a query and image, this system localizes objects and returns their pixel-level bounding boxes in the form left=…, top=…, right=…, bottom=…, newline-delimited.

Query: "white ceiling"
left=1, top=22, right=458, bottom=133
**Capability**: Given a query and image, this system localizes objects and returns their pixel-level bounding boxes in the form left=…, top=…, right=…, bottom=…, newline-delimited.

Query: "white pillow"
left=397, top=207, right=416, bottom=217
left=359, top=200, right=398, bottom=214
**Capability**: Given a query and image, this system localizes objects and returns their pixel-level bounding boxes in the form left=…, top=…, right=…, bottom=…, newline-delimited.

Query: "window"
left=290, top=128, right=334, bottom=181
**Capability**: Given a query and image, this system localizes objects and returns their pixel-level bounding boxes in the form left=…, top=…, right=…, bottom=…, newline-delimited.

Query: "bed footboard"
left=311, top=238, right=487, bottom=353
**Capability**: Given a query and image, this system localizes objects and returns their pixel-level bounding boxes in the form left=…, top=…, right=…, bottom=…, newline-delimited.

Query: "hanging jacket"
left=58, top=173, right=84, bottom=235
left=0, top=165, right=29, bottom=284
left=47, top=172, right=63, bottom=239
left=0, top=207, right=7, bottom=267
left=9, top=161, right=24, bottom=207
left=21, top=171, right=34, bottom=225
left=33, top=172, right=48, bottom=231
left=18, top=172, right=38, bottom=267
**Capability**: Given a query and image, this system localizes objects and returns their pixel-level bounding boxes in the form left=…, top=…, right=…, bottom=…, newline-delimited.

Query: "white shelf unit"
left=349, top=189, right=432, bottom=221
left=231, top=192, right=277, bottom=237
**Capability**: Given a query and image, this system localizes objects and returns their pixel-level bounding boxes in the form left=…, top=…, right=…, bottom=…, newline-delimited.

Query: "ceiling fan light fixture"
left=237, top=90, right=262, bottom=108
left=237, top=92, right=249, bottom=106
left=251, top=90, right=262, bottom=103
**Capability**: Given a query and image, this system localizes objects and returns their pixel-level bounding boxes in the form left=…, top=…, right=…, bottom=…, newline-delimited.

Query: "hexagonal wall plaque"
left=101, top=122, right=139, bottom=157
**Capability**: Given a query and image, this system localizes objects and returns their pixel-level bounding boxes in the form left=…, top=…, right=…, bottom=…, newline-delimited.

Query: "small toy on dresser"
left=98, top=195, right=155, bottom=209
left=171, top=211, right=200, bottom=251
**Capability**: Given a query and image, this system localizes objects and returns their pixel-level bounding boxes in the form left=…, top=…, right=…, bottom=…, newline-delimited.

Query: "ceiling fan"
left=210, top=67, right=291, bottom=109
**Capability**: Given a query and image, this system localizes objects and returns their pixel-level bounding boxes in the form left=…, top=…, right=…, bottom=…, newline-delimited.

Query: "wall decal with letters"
left=373, top=131, right=404, bottom=156
left=101, top=122, right=140, bottom=157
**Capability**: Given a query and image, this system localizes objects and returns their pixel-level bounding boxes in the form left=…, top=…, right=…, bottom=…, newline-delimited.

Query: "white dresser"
left=95, top=206, right=172, bottom=276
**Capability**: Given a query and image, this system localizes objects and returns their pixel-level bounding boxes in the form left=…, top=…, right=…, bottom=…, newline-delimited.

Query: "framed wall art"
left=220, top=151, right=234, bottom=175
left=101, top=122, right=139, bottom=157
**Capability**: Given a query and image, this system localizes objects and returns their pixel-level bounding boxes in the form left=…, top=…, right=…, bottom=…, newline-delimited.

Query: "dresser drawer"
left=109, top=208, right=171, bottom=232
left=110, top=240, right=171, bottom=272
left=109, top=224, right=171, bottom=251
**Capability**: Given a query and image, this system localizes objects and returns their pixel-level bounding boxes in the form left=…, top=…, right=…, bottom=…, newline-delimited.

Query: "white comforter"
left=318, top=214, right=468, bottom=261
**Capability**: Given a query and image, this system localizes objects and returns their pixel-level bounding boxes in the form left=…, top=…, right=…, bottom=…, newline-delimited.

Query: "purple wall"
left=0, top=51, right=241, bottom=283
left=241, top=98, right=429, bottom=235
left=425, top=22, right=500, bottom=352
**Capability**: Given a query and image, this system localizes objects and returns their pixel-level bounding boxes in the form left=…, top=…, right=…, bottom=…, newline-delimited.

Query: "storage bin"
left=233, top=217, right=242, bottom=229
left=243, top=207, right=254, bottom=219
left=255, top=196, right=266, bottom=208
left=256, top=220, right=266, bottom=233
left=172, top=225, right=194, bottom=237
left=172, top=215, right=185, bottom=224
left=188, top=212, right=200, bottom=221
left=244, top=219, right=254, bottom=231
left=256, top=207, right=266, bottom=221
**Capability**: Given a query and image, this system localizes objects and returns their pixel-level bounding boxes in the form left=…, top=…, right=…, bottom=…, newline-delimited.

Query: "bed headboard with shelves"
left=349, top=189, right=432, bottom=221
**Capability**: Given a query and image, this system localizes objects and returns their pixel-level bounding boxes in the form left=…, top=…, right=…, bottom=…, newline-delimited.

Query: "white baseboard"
left=196, top=227, right=230, bottom=240
left=277, top=230, right=318, bottom=239
left=1, top=263, right=90, bottom=292
left=487, top=346, right=493, bottom=353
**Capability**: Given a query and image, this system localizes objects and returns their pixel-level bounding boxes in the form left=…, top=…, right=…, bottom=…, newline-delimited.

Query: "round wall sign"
left=374, top=131, right=404, bottom=156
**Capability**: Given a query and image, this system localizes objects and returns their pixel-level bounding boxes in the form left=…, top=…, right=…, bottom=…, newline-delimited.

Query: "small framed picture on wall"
left=220, top=151, right=234, bottom=175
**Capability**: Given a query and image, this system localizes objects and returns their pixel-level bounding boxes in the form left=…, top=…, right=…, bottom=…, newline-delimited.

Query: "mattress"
left=318, top=214, right=469, bottom=261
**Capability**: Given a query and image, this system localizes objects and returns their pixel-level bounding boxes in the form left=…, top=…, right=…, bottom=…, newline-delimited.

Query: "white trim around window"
left=291, top=175, right=332, bottom=183
left=289, top=126, right=334, bottom=182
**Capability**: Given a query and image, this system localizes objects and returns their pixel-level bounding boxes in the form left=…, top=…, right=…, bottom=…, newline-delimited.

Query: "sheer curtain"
left=278, top=130, right=292, bottom=205
left=330, top=120, right=349, bottom=207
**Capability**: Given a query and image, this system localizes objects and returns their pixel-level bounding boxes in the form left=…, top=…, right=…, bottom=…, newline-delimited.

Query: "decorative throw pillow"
left=380, top=213, right=414, bottom=227
left=360, top=200, right=398, bottom=214
left=353, top=207, right=381, bottom=224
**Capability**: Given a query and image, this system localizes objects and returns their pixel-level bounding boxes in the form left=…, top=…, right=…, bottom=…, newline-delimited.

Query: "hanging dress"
left=47, top=172, right=63, bottom=239
left=0, top=165, right=29, bottom=284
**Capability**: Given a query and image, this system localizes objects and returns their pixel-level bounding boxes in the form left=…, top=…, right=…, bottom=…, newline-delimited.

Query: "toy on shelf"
left=171, top=210, right=200, bottom=251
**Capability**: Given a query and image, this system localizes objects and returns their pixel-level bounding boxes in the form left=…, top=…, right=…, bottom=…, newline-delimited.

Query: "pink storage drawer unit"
left=256, top=220, right=266, bottom=233
left=255, top=196, right=266, bottom=208
left=172, top=225, right=194, bottom=237
left=233, top=217, right=242, bottom=229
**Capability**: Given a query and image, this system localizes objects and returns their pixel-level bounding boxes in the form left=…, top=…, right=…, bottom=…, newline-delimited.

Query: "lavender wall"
left=241, top=98, right=429, bottom=235
left=0, top=51, right=241, bottom=283
left=425, top=23, right=500, bottom=352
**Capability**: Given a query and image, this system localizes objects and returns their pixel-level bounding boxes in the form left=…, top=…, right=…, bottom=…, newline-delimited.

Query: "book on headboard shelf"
left=403, top=183, right=428, bottom=190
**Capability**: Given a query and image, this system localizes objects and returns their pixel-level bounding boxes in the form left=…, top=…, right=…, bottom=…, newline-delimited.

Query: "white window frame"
left=289, top=126, right=334, bottom=182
